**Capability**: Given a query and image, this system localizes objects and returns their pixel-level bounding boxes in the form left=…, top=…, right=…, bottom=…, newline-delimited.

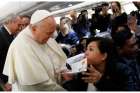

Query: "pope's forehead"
left=38, top=16, right=55, bottom=25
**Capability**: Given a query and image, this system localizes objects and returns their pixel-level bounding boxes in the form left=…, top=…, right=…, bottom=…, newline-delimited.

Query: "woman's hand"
left=60, top=69, right=74, bottom=81
left=82, top=65, right=102, bottom=84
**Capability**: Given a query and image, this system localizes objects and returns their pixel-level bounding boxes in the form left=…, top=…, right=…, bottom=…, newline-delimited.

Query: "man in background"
left=0, top=15, right=23, bottom=91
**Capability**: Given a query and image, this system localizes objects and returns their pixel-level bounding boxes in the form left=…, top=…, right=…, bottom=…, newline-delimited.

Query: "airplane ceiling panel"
left=19, top=2, right=82, bottom=16
left=0, top=2, right=37, bottom=20
left=0, top=1, right=82, bottom=22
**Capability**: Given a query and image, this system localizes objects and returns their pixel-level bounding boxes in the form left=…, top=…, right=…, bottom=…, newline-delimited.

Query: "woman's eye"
left=89, top=48, right=94, bottom=51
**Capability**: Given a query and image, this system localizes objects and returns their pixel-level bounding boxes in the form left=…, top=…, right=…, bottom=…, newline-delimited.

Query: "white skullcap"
left=30, top=10, right=51, bottom=24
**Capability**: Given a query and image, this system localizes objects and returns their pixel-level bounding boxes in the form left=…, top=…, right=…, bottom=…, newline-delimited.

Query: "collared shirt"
left=3, top=25, right=12, bottom=35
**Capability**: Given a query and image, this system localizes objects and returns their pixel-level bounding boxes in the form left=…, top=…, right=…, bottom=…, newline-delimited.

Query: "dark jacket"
left=62, top=73, right=88, bottom=91
left=0, top=26, right=14, bottom=84
left=95, top=56, right=140, bottom=91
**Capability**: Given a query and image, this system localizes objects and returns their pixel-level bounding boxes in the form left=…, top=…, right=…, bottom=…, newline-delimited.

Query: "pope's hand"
left=60, top=70, right=74, bottom=81
left=3, top=83, right=12, bottom=91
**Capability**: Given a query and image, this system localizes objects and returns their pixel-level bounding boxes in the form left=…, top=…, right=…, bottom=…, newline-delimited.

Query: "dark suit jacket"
left=0, top=26, right=14, bottom=84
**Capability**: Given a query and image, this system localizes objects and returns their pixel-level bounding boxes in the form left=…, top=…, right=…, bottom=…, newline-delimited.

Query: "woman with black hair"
left=82, top=36, right=118, bottom=91
left=62, top=37, right=118, bottom=91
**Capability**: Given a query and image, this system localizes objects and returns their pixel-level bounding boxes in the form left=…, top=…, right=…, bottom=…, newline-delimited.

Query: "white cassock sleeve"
left=3, top=42, right=54, bottom=86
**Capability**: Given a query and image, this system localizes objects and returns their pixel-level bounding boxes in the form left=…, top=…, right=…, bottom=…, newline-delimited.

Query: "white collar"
left=3, top=25, right=12, bottom=35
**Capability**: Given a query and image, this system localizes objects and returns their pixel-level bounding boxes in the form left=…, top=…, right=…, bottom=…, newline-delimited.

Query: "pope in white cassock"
left=3, top=10, right=67, bottom=91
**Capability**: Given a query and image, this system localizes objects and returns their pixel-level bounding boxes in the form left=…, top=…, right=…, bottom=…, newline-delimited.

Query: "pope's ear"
left=29, top=24, right=37, bottom=32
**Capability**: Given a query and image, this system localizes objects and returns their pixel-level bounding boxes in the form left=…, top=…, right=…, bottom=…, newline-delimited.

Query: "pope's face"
left=32, top=16, right=56, bottom=44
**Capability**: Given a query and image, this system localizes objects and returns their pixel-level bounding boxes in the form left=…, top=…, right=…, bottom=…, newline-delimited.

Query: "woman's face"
left=111, top=2, right=121, bottom=14
left=60, top=19, right=69, bottom=33
left=85, top=41, right=106, bottom=65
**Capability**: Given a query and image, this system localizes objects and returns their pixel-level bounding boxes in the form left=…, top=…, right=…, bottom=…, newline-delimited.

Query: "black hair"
left=113, top=12, right=127, bottom=26
left=60, top=17, right=66, bottom=22
left=81, top=10, right=88, bottom=14
left=112, top=25, right=133, bottom=48
left=92, top=6, right=102, bottom=14
left=62, top=47, right=71, bottom=57
left=77, top=12, right=89, bottom=27
left=102, top=2, right=109, bottom=6
left=130, top=11, right=137, bottom=16
left=111, top=13, right=128, bottom=36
